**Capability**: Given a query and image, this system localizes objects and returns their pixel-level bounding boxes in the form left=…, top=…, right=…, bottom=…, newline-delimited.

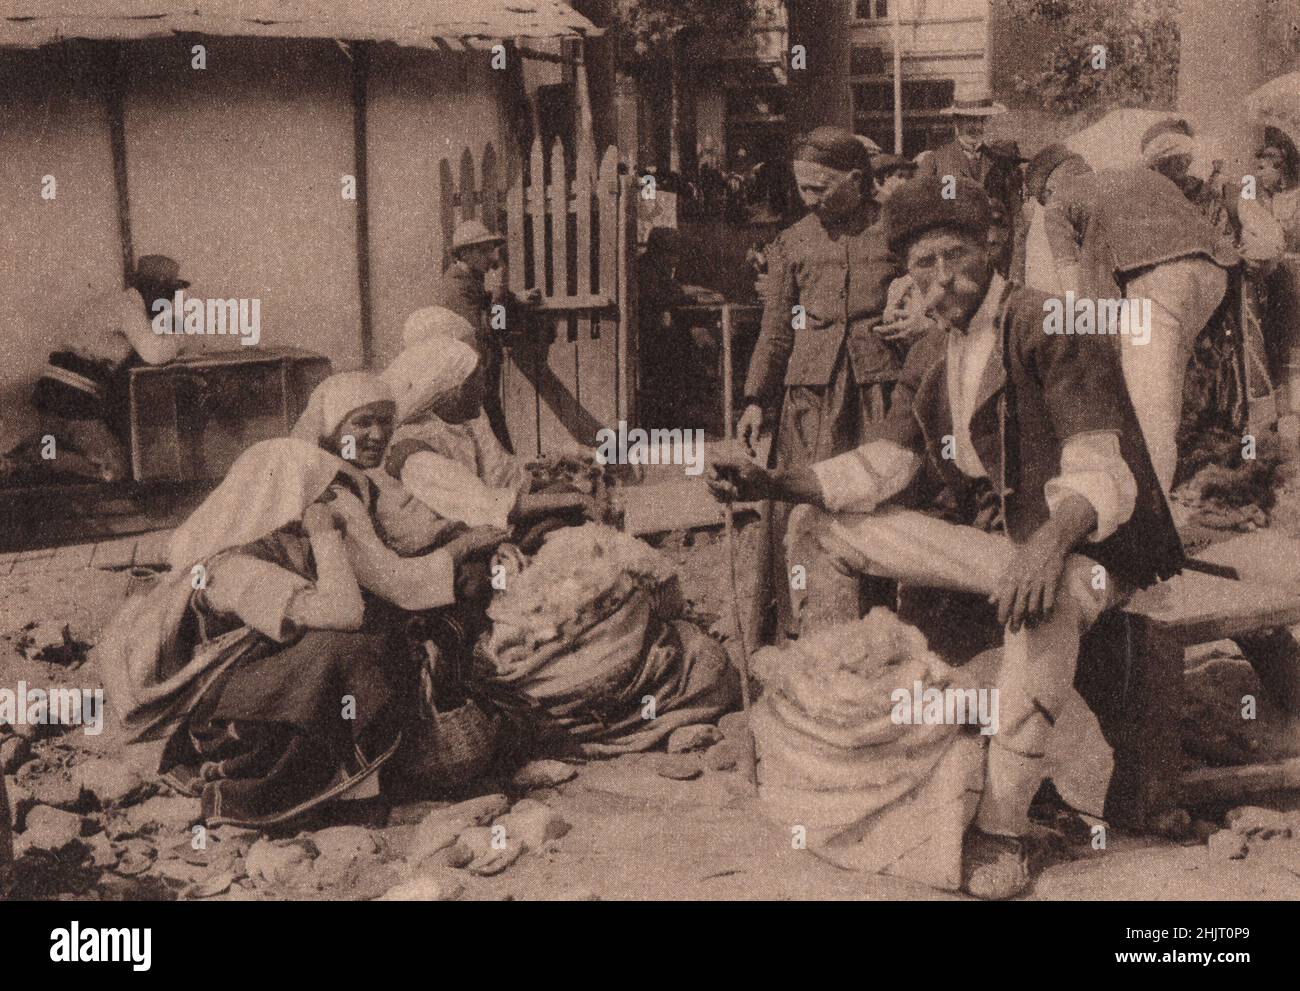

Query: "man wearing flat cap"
left=710, top=176, right=1181, bottom=898
left=2, top=254, right=190, bottom=483
left=1038, top=139, right=1240, bottom=496
left=432, top=219, right=542, bottom=453
left=736, top=125, right=906, bottom=635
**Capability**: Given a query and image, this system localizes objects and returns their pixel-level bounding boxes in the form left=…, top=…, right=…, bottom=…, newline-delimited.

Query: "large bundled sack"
left=479, top=524, right=739, bottom=755
left=750, top=608, right=984, bottom=892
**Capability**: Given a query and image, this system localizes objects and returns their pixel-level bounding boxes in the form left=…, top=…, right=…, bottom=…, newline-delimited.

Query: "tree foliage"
left=1004, top=0, right=1181, bottom=113
left=612, top=0, right=760, bottom=73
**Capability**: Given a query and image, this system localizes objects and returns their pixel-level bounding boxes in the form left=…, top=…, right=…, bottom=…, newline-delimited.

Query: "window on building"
left=852, top=78, right=955, bottom=157
left=850, top=46, right=886, bottom=76
left=854, top=0, right=889, bottom=20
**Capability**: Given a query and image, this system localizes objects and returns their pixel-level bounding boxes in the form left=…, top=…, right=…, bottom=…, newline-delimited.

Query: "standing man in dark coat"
left=431, top=220, right=541, bottom=453
left=710, top=177, right=1182, bottom=898
left=735, top=126, right=905, bottom=635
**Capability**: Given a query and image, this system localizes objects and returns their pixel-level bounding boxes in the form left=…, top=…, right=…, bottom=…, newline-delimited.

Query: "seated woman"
left=382, top=331, right=597, bottom=550
left=100, top=374, right=503, bottom=828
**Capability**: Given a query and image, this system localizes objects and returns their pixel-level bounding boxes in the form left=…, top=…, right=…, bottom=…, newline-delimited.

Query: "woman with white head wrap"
left=290, top=370, right=397, bottom=467
left=169, top=372, right=483, bottom=611
left=98, top=373, right=504, bottom=825
left=101, top=434, right=411, bottom=827
left=287, top=371, right=505, bottom=592
left=382, top=326, right=595, bottom=537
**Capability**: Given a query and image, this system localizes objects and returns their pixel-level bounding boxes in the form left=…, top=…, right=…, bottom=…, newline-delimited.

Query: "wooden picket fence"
left=439, top=139, right=637, bottom=457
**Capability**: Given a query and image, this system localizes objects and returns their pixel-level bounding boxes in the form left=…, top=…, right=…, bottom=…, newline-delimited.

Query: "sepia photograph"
left=0, top=0, right=1295, bottom=965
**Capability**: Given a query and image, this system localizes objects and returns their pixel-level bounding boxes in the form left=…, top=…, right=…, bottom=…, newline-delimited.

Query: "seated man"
left=2, top=254, right=190, bottom=483
left=709, top=177, right=1183, bottom=897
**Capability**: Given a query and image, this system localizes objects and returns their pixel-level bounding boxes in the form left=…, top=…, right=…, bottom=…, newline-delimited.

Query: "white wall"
left=0, top=45, right=123, bottom=449
left=123, top=38, right=362, bottom=368
left=0, top=36, right=512, bottom=453
left=366, top=45, right=508, bottom=368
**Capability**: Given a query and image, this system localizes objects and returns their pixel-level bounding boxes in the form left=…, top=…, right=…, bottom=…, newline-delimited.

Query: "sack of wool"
left=749, top=608, right=984, bottom=892
left=481, top=524, right=738, bottom=755
left=487, top=524, right=674, bottom=647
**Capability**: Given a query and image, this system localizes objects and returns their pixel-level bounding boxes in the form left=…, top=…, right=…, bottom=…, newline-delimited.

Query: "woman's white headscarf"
left=167, top=437, right=347, bottom=570
left=1141, top=130, right=1196, bottom=166
left=290, top=371, right=395, bottom=444
left=383, top=337, right=480, bottom=425
left=402, top=306, right=477, bottom=348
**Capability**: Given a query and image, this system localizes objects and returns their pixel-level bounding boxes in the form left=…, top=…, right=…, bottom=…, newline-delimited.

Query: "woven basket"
left=396, top=640, right=502, bottom=794
left=399, top=699, right=501, bottom=794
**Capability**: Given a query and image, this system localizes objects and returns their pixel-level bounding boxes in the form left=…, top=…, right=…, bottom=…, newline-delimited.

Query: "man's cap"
left=1026, top=143, right=1086, bottom=202
left=1142, top=131, right=1196, bottom=165
left=1139, top=117, right=1194, bottom=149
left=794, top=126, right=875, bottom=177
left=450, top=219, right=506, bottom=254
left=645, top=227, right=682, bottom=255
left=883, top=176, right=992, bottom=255
left=132, top=254, right=189, bottom=291
left=981, top=139, right=1025, bottom=163
left=1139, top=117, right=1197, bottom=164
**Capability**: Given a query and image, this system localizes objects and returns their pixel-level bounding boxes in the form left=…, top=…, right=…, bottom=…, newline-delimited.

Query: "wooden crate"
left=129, top=348, right=330, bottom=482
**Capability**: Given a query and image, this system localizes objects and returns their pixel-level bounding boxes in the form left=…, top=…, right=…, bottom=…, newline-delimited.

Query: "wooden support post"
left=1104, top=616, right=1184, bottom=829
left=350, top=41, right=375, bottom=367
left=106, top=42, right=134, bottom=288
left=616, top=167, right=639, bottom=427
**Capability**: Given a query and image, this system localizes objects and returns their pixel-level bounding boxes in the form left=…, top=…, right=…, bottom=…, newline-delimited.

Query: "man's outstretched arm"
left=708, top=440, right=922, bottom=512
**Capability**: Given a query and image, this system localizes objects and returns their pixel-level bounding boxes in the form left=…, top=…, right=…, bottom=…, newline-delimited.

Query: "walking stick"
left=723, top=500, right=759, bottom=792
left=720, top=303, right=759, bottom=792
left=0, top=769, right=12, bottom=876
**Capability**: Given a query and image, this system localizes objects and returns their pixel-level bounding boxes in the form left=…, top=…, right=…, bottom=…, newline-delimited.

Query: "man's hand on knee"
left=992, top=494, right=1099, bottom=633
left=991, top=525, right=1069, bottom=633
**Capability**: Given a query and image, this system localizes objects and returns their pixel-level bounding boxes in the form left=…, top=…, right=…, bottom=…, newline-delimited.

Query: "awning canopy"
left=0, top=0, right=599, bottom=50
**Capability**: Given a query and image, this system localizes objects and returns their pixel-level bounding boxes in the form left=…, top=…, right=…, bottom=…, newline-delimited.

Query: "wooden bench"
left=1100, top=567, right=1300, bottom=829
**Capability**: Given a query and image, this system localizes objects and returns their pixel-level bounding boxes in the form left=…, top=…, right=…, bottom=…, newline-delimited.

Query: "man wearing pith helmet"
left=737, top=125, right=907, bottom=636
left=432, top=219, right=541, bottom=453
left=709, top=176, right=1181, bottom=898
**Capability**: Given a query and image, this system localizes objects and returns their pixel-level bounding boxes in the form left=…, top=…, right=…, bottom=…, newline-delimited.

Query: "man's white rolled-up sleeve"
left=1044, top=430, right=1137, bottom=542
left=811, top=440, right=922, bottom=514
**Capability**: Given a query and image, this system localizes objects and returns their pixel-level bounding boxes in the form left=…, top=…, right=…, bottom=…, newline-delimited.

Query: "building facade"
left=849, top=0, right=991, bottom=155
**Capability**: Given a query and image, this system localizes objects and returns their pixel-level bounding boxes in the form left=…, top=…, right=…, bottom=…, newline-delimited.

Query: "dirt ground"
left=2, top=478, right=1299, bottom=901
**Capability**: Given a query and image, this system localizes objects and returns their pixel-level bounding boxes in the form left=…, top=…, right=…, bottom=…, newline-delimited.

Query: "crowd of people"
left=703, top=93, right=1299, bottom=896
left=93, top=290, right=737, bottom=830
left=57, top=96, right=1300, bottom=900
